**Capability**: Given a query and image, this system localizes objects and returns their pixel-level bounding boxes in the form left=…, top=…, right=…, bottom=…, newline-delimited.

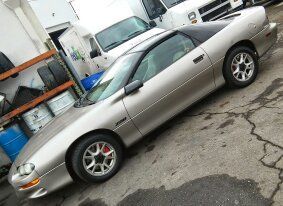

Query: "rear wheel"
left=71, top=134, right=123, bottom=183
left=242, top=0, right=247, bottom=8
left=223, top=46, right=258, bottom=88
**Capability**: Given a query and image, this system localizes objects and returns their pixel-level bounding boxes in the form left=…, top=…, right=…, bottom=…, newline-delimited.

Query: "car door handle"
left=193, top=54, right=204, bottom=64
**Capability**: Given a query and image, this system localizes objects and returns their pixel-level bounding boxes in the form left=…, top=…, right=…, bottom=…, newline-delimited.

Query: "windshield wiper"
left=104, top=39, right=128, bottom=50
left=127, top=29, right=147, bottom=38
left=75, top=95, right=94, bottom=107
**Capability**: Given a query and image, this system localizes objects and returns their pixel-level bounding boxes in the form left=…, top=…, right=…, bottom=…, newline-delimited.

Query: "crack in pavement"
left=259, top=153, right=283, bottom=201
left=187, top=78, right=283, bottom=204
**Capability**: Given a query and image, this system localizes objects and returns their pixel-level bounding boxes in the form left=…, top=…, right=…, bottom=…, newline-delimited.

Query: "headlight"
left=17, top=163, right=35, bottom=176
left=188, top=12, right=196, bottom=20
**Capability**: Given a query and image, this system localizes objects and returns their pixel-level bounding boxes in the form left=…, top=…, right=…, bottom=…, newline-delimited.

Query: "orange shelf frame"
left=0, top=81, right=75, bottom=125
left=0, top=49, right=57, bottom=81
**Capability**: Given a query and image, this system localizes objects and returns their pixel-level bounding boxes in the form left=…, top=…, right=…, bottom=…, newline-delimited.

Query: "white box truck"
left=59, top=1, right=164, bottom=78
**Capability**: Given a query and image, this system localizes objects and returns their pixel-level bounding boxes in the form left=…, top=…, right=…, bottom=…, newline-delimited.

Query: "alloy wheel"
left=231, top=52, right=255, bottom=82
left=82, top=142, right=116, bottom=176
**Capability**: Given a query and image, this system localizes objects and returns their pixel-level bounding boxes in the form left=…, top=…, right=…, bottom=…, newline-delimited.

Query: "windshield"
left=96, top=17, right=151, bottom=52
left=85, top=53, right=141, bottom=104
left=162, top=0, right=186, bottom=8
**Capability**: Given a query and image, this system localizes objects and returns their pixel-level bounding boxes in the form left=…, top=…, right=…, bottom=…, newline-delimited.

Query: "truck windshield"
left=85, top=53, right=141, bottom=104
left=96, top=17, right=151, bottom=52
left=163, top=0, right=186, bottom=8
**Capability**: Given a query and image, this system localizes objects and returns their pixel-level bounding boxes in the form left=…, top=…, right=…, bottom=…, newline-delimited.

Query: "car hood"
left=13, top=103, right=97, bottom=167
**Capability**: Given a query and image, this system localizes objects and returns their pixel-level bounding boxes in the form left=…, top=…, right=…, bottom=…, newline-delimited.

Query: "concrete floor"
left=1, top=3, right=283, bottom=206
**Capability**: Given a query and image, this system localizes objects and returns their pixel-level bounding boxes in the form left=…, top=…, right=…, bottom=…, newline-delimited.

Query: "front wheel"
left=71, top=134, right=123, bottom=183
left=223, top=46, right=259, bottom=88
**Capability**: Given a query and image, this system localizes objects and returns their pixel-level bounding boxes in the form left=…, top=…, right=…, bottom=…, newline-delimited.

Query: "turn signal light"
left=20, top=178, right=40, bottom=190
left=191, top=20, right=198, bottom=24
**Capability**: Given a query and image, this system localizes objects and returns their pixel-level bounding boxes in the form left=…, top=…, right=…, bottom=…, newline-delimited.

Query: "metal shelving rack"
left=0, top=49, right=75, bottom=127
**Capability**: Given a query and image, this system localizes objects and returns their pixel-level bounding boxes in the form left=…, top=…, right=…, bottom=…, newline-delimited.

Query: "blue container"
left=0, top=124, right=29, bottom=161
left=81, top=71, right=104, bottom=91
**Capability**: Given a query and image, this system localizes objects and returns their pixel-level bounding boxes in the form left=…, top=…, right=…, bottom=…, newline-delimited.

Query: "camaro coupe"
left=9, top=6, right=277, bottom=198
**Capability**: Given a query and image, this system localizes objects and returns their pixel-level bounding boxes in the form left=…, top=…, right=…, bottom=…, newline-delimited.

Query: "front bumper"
left=8, top=162, right=73, bottom=199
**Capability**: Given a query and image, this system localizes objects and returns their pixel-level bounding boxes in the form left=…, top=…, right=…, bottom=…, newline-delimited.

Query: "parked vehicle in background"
left=121, top=0, right=245, bottom=29
left=242, top=0, right=281, bottom=6
left=59, top=2, right=164, bottom=77
left=9, top=7, right=277, bottom=199
left=63, top=0, right=244, bottom=76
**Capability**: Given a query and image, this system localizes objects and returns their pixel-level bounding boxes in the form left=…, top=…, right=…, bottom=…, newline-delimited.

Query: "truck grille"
left=199, top=0, right=231, bottom=22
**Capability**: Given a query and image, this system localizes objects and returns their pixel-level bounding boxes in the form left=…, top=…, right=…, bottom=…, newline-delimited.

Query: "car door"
left=122, top=33, right=215, bottom=135
left=142, top=0, right=173, bottom=29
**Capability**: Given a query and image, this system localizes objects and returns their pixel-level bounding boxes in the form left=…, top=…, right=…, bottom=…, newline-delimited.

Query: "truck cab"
left=139, top=0, right=243, bottom=29
left=59, top=16, right=164, bottom=78
left=88, top=16, right=164, bottom=70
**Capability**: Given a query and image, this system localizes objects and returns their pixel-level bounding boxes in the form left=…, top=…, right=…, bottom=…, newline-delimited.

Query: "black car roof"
left=178, top=21, right=230, bottom=43
left=125, top=30, right=174, bottom=54
left=124, top=21, right=229, bottom=55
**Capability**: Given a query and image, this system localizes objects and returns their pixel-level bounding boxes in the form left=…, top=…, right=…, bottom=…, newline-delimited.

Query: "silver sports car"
left=9, top=6, right=277, bottom=198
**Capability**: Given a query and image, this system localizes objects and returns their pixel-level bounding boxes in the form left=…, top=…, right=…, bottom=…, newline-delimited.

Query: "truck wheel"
left=0, top=52, right=18, bottom=78
left=47, top=60, right=69, bottom=85
left=242, top=0, right=247, bottom=8
left=223, top=46, right=258, bottom=88
left=37, top=66, right=58, bottom=90
left=71, top=134, right=123, bottom=183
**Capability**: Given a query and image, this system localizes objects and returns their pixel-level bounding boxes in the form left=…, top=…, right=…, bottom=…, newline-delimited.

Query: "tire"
left=242, top=0, right=247, bottom=8
left=71, top=134, right=123, bottom=183
left=47, top=60, right=69, bottom=85
left=37, top=66, right=58, bottom=90
left=223, top=46, right=258, bottom=88
left=0, top=52, right=18, bottom=78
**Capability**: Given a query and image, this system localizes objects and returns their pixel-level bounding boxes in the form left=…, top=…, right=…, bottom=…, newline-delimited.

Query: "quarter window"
left=132, top=34, right=195, bottom=83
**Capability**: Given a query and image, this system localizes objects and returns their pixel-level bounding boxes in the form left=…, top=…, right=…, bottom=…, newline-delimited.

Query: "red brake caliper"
left=103, top=145, right=110, bottom=154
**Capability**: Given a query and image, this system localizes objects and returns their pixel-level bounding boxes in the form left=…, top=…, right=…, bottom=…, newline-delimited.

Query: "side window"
left=142, top=0, right=166, bottom=20
left=89, top=37, right=101, bottom=54
left=132, top=34, right=196, bottom=83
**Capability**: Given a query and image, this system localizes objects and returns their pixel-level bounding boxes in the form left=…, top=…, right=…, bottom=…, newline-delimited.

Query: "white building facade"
left=28, top=0, right=78, bottom=33
left=28, top=0, right=79, bottom=50
left=0, top=0, right=50, bottom=166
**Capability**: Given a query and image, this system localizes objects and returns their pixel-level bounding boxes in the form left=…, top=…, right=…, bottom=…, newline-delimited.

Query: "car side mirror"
left=156, top=7, right=166, bottom=22
left=90, top=49, right=99, bottom=59
left=125, top=80, right=143, bottom=95
left=156, top=7, right=166, bottom=15
left=149, top=21, right=157, bottom=27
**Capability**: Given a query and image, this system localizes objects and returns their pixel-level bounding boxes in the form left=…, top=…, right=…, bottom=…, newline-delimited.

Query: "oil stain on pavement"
left=217, top=119, right=235, bottom=130
left=79, top=174, right=272, bottom=206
